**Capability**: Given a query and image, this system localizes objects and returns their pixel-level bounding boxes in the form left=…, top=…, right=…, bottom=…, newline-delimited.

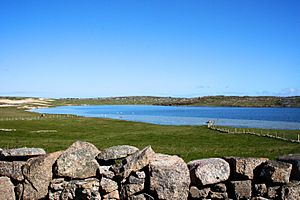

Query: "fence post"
left=298, top=134, right=300, bottom=142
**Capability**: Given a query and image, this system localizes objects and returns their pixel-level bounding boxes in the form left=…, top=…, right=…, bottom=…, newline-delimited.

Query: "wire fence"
left=209, top=125, right=300, bottom=144
left=0, top=114, right=79, bottom=121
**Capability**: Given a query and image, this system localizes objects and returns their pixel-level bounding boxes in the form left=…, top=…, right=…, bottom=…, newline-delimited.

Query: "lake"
left=32, top=105, right=300, bottom=130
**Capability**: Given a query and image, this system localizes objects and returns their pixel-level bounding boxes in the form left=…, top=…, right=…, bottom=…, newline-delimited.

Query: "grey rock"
left=208, top=191, right=228, bottom=199
left=128, top=194, right=148, bottom=200
left=230, top=180, right=252, bottom=200
left=22, top=151, right=62, bottom=200
left=280, top=181, right=300, bottom=200
left=102, top=190, right=120, bottom=199
left=48, top=191, right=63, bottom=200
left=121, top=183, right=144, bottom=197
left=189, top=186, right=210, bottom=199
left=115, top=146, right=155, bottom=179
left=49, top=179, right=71, bottom=199
left=225, top=157, right=268, bottom=180
left=278, top=154, right=300, bottom=181
left=49, top=178, right=65, bottom=191
left=15, top=183, right=23, bottom=200
left=49, top=178, right=101, bottom=200
left=128, top=176, right=144, bottom=184
left=149, top=153, right=190, bottom=200
left=0, top=147, right=46, bottom=160
left=188, top=158, right=230, bottom=186
left=128, top=172, right=145, bottom=184
left=76, top=178, right=101, bottom=199
left=135, top=171, right=146, bottom=179
left=212, top=183, right=227, bottom=192
left=100, top=177, right=119, bottom=194
left=121, top=172, right=145, bottom=198
left=99, top=165, right=115, bottom=179
left=0, top=176, right=16, bottom=200
left=0, top=161, right=25, bottom=181
left=259, top=161, right=292, bottom=184
left=267, top=186, right=281, bottom=199
left=60, top=189, right=74, bottom=200
left=55, top=141, right=100, bottom=179
left=97, top=145, right=139, bottom=161
left=254, top=183, right=267, bottom=197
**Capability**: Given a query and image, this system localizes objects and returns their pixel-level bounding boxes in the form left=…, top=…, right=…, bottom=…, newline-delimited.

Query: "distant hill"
left=160, top=96, right=300, bottom=107
left=1, top=95, right=299, bottom=108
left=51, top=96, right=300, bottom=107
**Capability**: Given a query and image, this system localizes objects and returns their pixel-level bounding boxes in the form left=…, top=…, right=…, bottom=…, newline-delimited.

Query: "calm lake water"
left=32, top=105, right=300, bottom=130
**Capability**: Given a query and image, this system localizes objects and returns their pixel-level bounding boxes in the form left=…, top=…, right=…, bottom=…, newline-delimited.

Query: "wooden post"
left=298, top=134, right=300, bottom=142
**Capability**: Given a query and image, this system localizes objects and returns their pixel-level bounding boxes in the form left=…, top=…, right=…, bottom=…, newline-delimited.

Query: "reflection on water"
left=32, top=105, right=300, bottom=130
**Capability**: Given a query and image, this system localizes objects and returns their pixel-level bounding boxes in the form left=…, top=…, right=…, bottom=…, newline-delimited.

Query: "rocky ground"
left=1, top=141, right=300, bottom=200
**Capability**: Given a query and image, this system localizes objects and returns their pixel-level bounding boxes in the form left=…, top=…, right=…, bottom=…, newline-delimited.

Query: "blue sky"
left=0, top=0, right=299, bottom=98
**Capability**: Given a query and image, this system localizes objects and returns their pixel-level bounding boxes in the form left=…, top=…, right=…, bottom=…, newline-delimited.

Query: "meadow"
left=1, top=106, right=299, bottom=162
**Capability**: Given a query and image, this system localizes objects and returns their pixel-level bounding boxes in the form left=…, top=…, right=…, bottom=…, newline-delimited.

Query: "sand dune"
left=0, top=98, right=53, bottom=108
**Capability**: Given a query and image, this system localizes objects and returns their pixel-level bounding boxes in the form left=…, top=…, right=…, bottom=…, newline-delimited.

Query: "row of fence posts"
left=208, top=125, right=300, bottom=144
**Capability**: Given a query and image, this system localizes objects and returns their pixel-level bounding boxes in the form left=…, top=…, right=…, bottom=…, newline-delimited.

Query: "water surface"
left=32, top=105, right=300, bottom=130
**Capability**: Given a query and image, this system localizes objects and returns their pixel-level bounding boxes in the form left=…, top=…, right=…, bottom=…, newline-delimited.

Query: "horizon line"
left=0, top=94, right=299, bottom=99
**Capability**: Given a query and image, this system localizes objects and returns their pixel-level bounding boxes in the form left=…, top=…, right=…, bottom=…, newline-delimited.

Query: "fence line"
left=0, top=114, right=79, bottom=121
left=209, top=125, right=300, bottom=144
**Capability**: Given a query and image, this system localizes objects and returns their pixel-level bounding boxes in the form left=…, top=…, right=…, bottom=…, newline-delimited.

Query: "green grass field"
left=1, top=106, right=299, bottom=162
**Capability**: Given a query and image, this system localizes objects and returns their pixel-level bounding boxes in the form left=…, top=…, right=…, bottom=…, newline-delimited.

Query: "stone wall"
left=0, top=141, right=299, bottom=200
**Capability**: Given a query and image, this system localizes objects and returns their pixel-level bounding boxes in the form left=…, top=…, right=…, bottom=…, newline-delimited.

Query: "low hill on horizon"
left=1, top=95, right=300, bottom=108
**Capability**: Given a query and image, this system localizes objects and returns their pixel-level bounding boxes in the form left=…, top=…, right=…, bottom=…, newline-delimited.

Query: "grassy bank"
left=1, top=107, right=299, bottom=162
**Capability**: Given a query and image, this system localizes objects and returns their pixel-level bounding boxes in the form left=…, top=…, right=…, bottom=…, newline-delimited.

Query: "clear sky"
left=0, top=0, right=299, bottom=98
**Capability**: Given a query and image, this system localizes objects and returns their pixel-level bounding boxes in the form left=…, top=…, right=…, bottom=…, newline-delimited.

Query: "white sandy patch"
left=0, top=98, right=53, bottom=108
left=0, top=98, right=44, bottom=104
left=0, top=104, right=17, bottom=107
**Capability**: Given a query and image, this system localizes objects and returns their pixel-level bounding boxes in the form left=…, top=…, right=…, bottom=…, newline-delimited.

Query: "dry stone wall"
left=0, top=141, right=300, bottom=200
